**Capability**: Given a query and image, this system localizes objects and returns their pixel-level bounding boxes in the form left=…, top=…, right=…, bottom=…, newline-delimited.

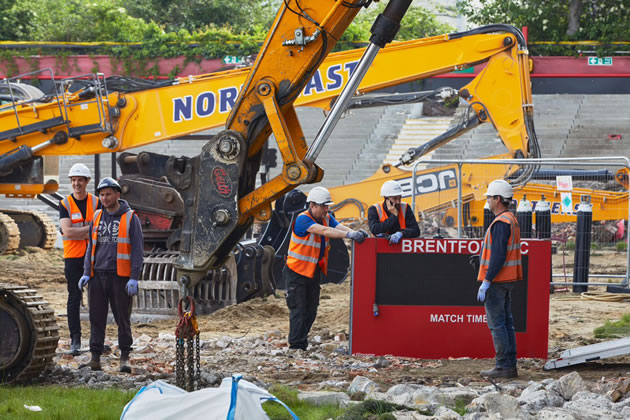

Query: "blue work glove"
left=78, top=275, right=90, bottom=289
left=126, top=279, right=139, bottom=296
left=389, top=231, right=403, bottom=245
left=477, top=280, right=491, bottom=302
left=346, top=230, right=366, bottom=243
left=358, top=229, right=369, bottom=239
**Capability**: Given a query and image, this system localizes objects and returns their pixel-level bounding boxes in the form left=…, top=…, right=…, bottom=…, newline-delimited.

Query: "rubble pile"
left=33, top=333, right=630, bottom=418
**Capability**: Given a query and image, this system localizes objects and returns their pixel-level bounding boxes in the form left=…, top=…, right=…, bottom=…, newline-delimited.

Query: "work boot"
left=70, top=335, right=81, bottom=356
left=79, top=353, right=101, bottom=371
left=480, top=366, right=518, bottom=379
left=119, top=351, right=131, bottom=374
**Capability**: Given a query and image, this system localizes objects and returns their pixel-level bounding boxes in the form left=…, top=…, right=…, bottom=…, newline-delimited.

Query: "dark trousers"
left=64, top=258, right=84, bottom=339
left=88, top=271, right=133, bottom=355
left=284, top=265, right=321, bottom=350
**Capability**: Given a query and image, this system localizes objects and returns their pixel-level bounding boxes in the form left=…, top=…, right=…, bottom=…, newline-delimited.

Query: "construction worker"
left=59, top=163, right=100, bottom=356
left=368, top=180, right=419, bottom=244
left=476, top=179, right=522, bottom=379
left=78, top=177, right=144, bottom=372
left=284, top=186, right=367, bottom=350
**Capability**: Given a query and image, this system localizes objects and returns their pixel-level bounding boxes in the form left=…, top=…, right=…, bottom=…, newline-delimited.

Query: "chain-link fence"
left=409, top=156, right=630, bottom=288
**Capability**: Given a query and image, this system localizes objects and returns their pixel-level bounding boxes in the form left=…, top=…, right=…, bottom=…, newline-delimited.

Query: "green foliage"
left=594, top=313, right=630, bottom=338
left=337, top=399, right=431, bottom=419
left=457, top=0, right=630, bottom=56
left=616, top=241, right=628, bottom=252
left=0, top=385, right=135, bottom=419
left=262, top=384, right=344, bottom=420
left=565, top=240, right=576, bottom=250
left=336, top=4, right=454, bottom=51
left=0, top=0, right=457, bottom=77
left=13, top=0, right=149, bottom=42
left=453, top=399, right=468, bottom=415
left=122, top=0, right=279, bottom=34
left=0, top=0, right=33, bottom=40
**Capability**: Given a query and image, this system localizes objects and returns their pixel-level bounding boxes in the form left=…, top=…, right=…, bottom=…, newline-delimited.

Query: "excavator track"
left=0, top=212, right=20, bottom=254
left=2, top=209, right=57, bottom=249
left=0, top=284, right=59, bottom=383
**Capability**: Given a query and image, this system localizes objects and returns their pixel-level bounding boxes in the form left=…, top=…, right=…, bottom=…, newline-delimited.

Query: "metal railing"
left=410, top=156, right=630, bottom=287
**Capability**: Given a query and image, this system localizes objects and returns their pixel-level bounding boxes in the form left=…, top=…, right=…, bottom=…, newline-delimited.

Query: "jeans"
left=484, top=282, right=517, bottom=368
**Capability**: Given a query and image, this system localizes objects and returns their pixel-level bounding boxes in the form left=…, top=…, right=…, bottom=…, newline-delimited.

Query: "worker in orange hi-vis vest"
left=59, top=163, right=101, bottom=356
left=475, top=179, right=522, bottom=379
left=368, top=180, right=419, bottom=244
left=77, top=177, right=144, bottom=373
left=284, top=186, right=368, bottom=351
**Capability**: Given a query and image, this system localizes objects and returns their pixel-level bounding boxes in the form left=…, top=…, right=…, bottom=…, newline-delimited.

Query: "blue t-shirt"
left=293, top=212, right=340, bottom=260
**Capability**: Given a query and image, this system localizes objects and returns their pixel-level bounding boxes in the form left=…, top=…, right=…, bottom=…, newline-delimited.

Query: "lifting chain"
left=175, top=295, right=200, bottom=391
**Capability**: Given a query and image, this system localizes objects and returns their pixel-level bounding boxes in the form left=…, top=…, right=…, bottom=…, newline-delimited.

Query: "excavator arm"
left=0, top=1, right=537, bottom=286
left=169, top=21, right=538, bottom=285
left=167, top=0, right=415, bottom=285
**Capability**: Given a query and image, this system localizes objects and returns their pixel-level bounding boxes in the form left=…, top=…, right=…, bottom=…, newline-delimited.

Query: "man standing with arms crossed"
left=284, top=186, right=367, bottom=351
left=78, top=177, right=143, bottom=372
left=476, top=179, right=522, bottom=379
left=59, top=163, right=100, bottom=356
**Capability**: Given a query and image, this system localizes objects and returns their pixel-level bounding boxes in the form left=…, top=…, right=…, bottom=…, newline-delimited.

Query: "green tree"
left=336, top=4, right=454, bottom=50
left=15, top=0, right=153, bottom=42
left=457, top=0, right=630, bottom=46
left=0, top=0, right=34, bottom=40
left=122, top=0, right=278, bottom=34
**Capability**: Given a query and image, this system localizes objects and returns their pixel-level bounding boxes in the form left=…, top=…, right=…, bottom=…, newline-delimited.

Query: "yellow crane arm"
left=0, top=1, right=538, bottom=285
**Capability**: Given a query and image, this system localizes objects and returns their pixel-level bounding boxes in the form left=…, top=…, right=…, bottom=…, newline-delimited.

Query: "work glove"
left=358, top=229, right=370, bottom=239
left=389, top=231, right=403, bottom=245
left=78, top=275, right=90, bottom=289
left=126, top=279, right=139, bottom=296
left=477, top=280, right=491, bottom=303
left=346, top=230, right=366, bottom=243
left=469, top=255, right=480, bottom=272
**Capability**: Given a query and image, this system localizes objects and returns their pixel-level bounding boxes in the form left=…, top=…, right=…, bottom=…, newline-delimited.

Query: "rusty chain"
left=175, top=296, right=200, bottom=391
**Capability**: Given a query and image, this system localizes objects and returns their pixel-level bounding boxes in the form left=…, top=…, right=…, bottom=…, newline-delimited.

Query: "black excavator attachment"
left=119, top=151, right=349, bottom=316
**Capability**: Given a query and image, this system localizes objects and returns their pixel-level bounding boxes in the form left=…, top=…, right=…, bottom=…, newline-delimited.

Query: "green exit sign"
left=587, top=57, right=613, bottom=66
left=223, top=55, right=244, bottom=64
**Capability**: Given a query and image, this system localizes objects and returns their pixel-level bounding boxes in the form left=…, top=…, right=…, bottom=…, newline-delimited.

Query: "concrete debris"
left=31, top=335, right=630, bottom=418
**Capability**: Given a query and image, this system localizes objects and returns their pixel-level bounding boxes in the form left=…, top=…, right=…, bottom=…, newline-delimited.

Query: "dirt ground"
left=5, top=247, right=630, bottom=387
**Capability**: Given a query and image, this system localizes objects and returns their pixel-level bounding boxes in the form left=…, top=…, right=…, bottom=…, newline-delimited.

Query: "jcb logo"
left=396, top=169, right=458, bottom=198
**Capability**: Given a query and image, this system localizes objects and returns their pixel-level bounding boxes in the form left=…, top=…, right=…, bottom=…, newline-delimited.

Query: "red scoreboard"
left=349, top=238, right=551, bottom=359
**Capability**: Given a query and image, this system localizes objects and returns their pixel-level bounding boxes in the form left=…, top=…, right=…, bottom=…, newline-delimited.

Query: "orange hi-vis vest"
left=477, top=211, right=522, bottom=283
left=90, top=208, right=135, bottom=277
left=61, top=193, right=99, bottom=258
left=286, top=210, right=330, bottom=278
left=373, top=201, right=407, bottom=230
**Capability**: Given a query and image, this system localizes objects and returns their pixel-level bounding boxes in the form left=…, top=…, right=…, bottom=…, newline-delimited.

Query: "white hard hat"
left=380, top=180, right=403, bottom=197
left=307, top=186, right=334, bottom=205
left=68, top=163, right=91, bottom=179
left=484, top=179, right=513, bottom=199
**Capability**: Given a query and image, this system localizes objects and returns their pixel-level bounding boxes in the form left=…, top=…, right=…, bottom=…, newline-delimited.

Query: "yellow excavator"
left=1, top=0, right=542, bottom=383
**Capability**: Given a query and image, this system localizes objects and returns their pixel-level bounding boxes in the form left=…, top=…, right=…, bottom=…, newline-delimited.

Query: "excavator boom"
left=0, top=2, right=537, bottom=285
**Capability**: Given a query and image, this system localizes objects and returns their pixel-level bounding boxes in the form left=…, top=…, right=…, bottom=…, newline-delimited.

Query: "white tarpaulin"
left=120, top=374, right=298, bottom=420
